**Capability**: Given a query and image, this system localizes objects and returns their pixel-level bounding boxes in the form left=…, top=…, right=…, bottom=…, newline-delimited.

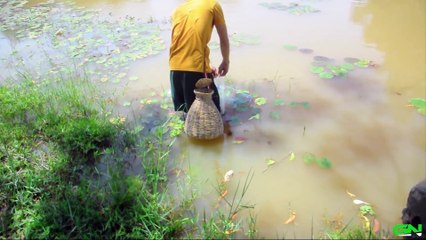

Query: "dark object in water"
left=344, top=57, right=360, bottom=64
left=299, top=48, right=313, bottom=54
left=402, top=178, right=426, bottom=239
left=313, top=55, right=331, bottom=62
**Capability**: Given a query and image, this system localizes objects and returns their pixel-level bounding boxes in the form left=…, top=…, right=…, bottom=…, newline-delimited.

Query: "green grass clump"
left=0, top=77, right=186, bottom=239
left=323, top=227, right=381, bottom=240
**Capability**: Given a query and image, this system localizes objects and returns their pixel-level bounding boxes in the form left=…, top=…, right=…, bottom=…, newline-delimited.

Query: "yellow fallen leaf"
left=284, top=211, right=296, bottom=224
left=360, top=215, right=370, bottom=230
left=220, top=189, right=228, bottom=198
left=225, top=229, right=239, bottom=235
left=346, top=190, right=356, bottom=198
left=289, top=152, right=295, bottom=161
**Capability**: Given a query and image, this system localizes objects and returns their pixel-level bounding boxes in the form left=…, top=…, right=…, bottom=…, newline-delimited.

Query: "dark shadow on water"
left=186, top=135, right=225, bottom=146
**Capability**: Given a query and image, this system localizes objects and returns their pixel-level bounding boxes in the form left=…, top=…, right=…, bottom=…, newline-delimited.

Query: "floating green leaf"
left=355, top=59, right=370, bottom=68
left=249, top=113, right=260, bottom=120
left=273, top=99, right=285, bottom=106
left=255, top=97, right=267, bottom=106
left=229, top=33, right=261, bottom=47
left=260, top=2, right=319, bottom=15
left=236, top=89, right=250, bottom=94
left=123, top=101, right=131, bottom=107
left=303, top=153, right=332, bottom=169
left=341, top=63, right=354, bottom=70
left=283, top=44, right=297, bottom=50
left=319, top=71, right=334, bottom=79
left=269, top=111, right=281, bottom=120
left=409, top=98, right=426, bottom=116
left=289, top=101, right=310, bottom=109
left=316, top=157, right=332, bottom=169
left=303, top=153, right=316, bottom=164
left=288, top=152, right=295, bottom=161
left=129, top=76, right=139, bottom=81
left=310, top=66, right=325, bottom=74
left=266, top=159, right=276, bottom=166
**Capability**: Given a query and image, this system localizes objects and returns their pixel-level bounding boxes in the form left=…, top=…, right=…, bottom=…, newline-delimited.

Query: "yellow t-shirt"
left=169, top=0, right=226, bottom=73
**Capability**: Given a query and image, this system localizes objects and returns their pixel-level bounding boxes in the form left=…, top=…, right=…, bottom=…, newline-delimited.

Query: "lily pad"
left=260, top=2, right=319, bottom=15
left=316, top=157, right=332, bottom=169
left=303, top=153, right=332, bottom=169
left=289, top=101, right=310, bottom=109
left=283, top=44, right=297, bottom=50
left=269, top=111, right=281, bottom=120
left=273, top=99, right=285, bottom=106
left=319, top=71, right=334, bottom=79
left=354, top=59, right=370, bottom=68
left=299, top=48, right=313, bottom=54
left=313, top=56, right=331, bottom=62
left=344, top=57, right=360, bottom=64
left=340, top=63, right=354, bottom=70
left=266, top=159, right=276, bottom=166
left=248, top=113, right=260, bottom=120
left=230, top=33, right=261, bottom=46
left=409, top=98, right=426, bottom=116
left=310, top=66, right=325, bottom=74
left=303, top=153, right=316, bottom=164
left=255, top=97, right=267, bottom=106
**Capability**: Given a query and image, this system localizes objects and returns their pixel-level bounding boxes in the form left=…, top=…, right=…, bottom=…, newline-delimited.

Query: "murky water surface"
left=1, top=0, right=425, bottom=238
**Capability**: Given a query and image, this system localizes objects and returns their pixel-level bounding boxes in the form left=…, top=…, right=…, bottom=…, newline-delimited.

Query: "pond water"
left=1, top=0, right=425, bottom=238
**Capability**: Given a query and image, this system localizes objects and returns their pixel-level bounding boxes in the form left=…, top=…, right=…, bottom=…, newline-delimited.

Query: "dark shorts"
left=170, top=71, right=221, bottom=113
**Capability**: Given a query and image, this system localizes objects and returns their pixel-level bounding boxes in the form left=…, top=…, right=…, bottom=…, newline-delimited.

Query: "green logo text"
left=393, top=224, right=422, bottom=237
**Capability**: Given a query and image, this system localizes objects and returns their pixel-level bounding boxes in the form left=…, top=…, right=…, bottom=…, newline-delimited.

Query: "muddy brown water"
left=1, top=0, right=425, bottom=238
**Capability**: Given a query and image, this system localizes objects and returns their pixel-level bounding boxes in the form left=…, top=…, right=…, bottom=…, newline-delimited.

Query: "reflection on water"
left=353, top=0, right=426, bottom=122
left=2, top=0, right=425, bottom=238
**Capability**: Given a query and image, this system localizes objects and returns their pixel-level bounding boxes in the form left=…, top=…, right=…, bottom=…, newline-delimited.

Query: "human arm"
left=215, top=23, right=230, bottom=76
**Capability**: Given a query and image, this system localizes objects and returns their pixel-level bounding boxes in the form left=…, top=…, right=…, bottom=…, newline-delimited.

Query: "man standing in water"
left=169, top=0, right=230, bottom=113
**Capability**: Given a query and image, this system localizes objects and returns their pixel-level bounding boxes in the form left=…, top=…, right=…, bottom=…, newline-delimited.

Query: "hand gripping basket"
left=184, top=78, right=224, bottom=140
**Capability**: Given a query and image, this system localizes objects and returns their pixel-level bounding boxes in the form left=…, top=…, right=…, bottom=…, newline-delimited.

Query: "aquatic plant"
left=303, top=153, right=332, bottom=169
left=1, top=0, right=165, bottom=84
left=209, top=33, right=261, bottom=49
left=283, top=44, right=378, bottom=79
left=259, top=2, right=320, bottom=15
left=409, top=98, right=426, bottom=116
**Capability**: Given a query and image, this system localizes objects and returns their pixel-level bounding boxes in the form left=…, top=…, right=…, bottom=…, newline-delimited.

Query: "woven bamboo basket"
left=184, top=78, right=224, bottom=140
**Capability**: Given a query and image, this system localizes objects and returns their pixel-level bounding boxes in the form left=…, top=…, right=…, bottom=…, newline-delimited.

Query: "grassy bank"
left=0, top=76, right=182, bottom=239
